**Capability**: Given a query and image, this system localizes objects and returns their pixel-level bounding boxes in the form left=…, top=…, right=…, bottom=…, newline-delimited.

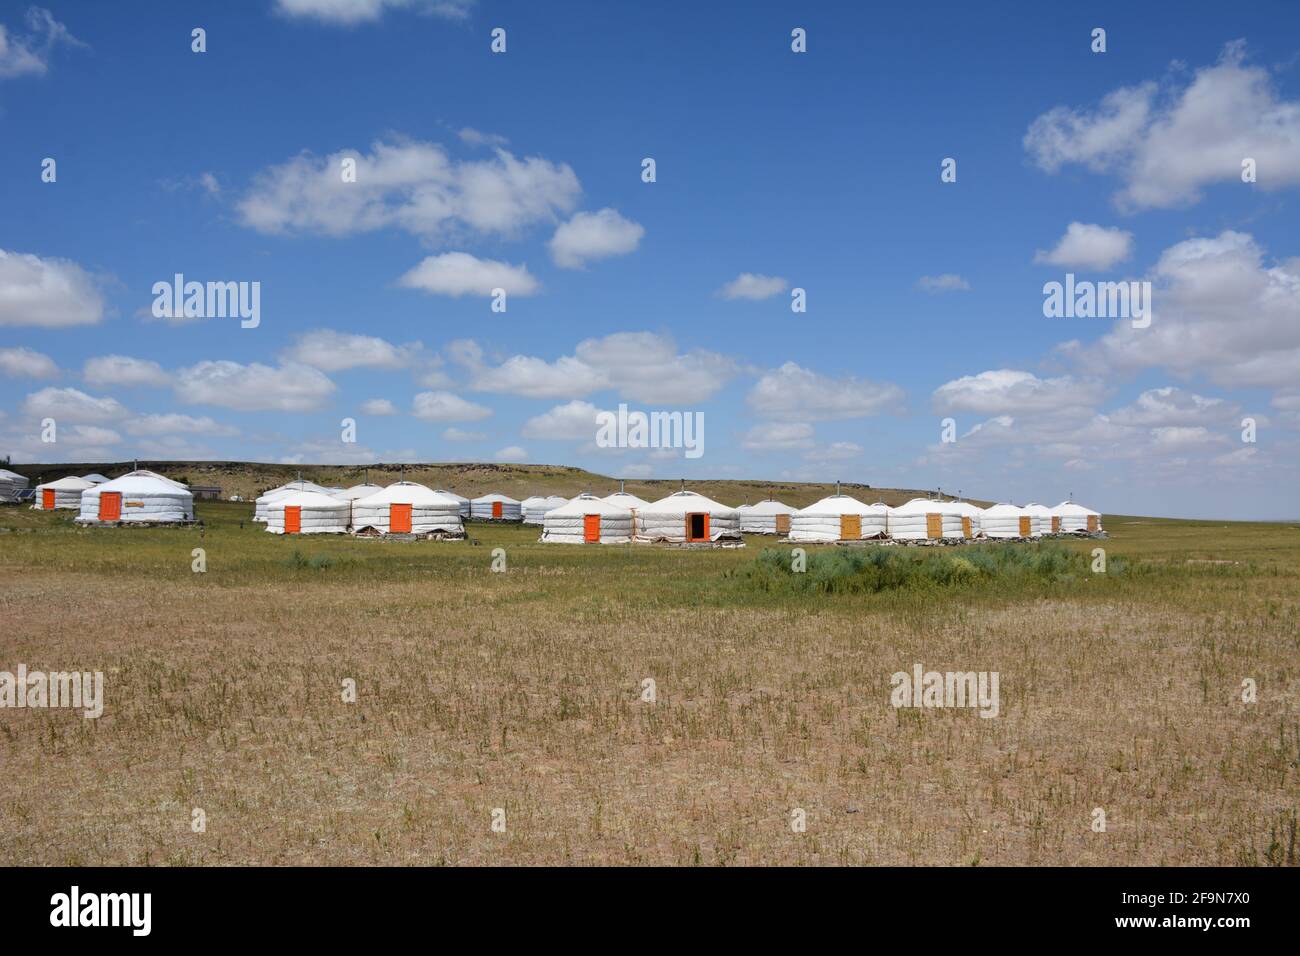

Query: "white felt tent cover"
left=739, top=498, right=798, bottom=534
left=789, top=495, right=888, bottom=541
left=333, top=483, right=384, bottom=501
left=81, top=473, right=111, bottom=484
left=0, top=468, right=30, bottom=503
left=351, top=482, right=462, bottom=534
left=254, top=480, right=333, bottom=522
left=265, top=490, right=349, bottom=534
left=33, top=475, right=94, bottom=509
left=522, top=495, right=569, bottom=525
left=471, top=493, right=522, bottom=520
left=636, top=490, right=740, bottom=543
left=947, top=500, right=985, bottom=536
left=541, top=494, right=633, bottom=544
left=603, top=491, right=650, bottom=510
left=888, top=498, right=968, bottom=540
left=434, top=490, right=471, bottom=518
left=1023, top=502, right=1056, bottom=536
left=980, top=503, right=1031, bottom=538
left=77, top=470, right=195, bottom=523
left=1052, top=500, right=1102, bottom=533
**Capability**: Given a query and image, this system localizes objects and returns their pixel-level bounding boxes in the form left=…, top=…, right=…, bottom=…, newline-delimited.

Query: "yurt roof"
left=333, top=483, right=384, bottom=500
left=90, top=470, right=193, bottom=496
left=546, top=494, right=632, bottom=518
left=272, top=490, right=348, bottom=509
left=746, top=498, right=797, bottom=516
left=81, top=473, right=111, bottom=483
left=1023, top=502, right=1055, bottom=516
left=520, top=495, right=549, bottom=508
left=433, top=489, right=469, bottom=502
left=1053, top=500, right=1100, bottom=516
left=798, top=494, right=883, bottom=515
left=135, top=469, right=189, bottom=489
left=891, top=497, right=966, bottom=515
left=356, top=482, right=459, bottom=506
left=261, top=480, right=330, bottom=500
left=472, top=492, right=520, bottom=504
left=37, top=476, right=94, bottom=491
left=0, top=468, right=28, bottom=482
left=604, top=491, right=649, bottom=508
left=982, top=502, right=1027, bottom=516
left=948, top=500, right=985, bottom=516
left=642, top=490, right=736, bottom=516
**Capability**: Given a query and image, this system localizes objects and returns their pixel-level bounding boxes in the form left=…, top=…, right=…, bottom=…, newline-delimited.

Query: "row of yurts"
left=16, top=468, right=1102, bottom=542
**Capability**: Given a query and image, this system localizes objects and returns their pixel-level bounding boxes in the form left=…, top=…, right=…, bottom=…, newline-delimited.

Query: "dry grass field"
left=1, top=479, right=1297, bottom=866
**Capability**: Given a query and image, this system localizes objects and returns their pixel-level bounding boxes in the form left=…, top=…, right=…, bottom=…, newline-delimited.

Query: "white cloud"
left=617, top=463, right=653, bottom=478
left=174, top=361, right=336, bottom=412
left=521, top=400, right=602, bottom=440
left=1107, top=387, right=1238, bottom=428
left=22, top=387, right=127, bottom=423
left=748, top=362, right=904, bottom=422
left=398, top=252, right=538, bottom=297
left=442, top=426, right=485, bottom=441
left=1033, top=222, right=1133, bottom=271
left=494, top=445, right=528, bottom=462
left=124, top=413, right=239, bottom=437
left=238, top=140, right=579, bottom=241
left=273, top=0, right=474, bottom=25
left=548, top=208, right=644, bottom=268
left=917, top=274, right=971, bottom=293
left=411, top=390, right=492, bottom=422
left=458, top=127, right=508, bottom=147
left=0, top=249, right=105, bottom=327
left=283, top=330, right=422, bottom=371
left=63, top=424, right=120, bottom=446
left=740, top=422, right=814, bottom=451
left=932, top=369, right=1107, bottom=417
left=359, top=398, right=398, bottom=416
left=0, top=346, right=58, bottom=379
left=1025, top=43, right=1300, bottom=209
left=0, top=7, right=83, bottom=79
left=83, top=355, right=171, bottom=388
left=718, top=273, right=789, bottom=300
left=804, top=441, right=864, bottom=462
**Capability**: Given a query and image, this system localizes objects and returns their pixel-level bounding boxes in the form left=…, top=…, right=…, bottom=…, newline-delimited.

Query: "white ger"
left=541, top=493, right=634, bottom=544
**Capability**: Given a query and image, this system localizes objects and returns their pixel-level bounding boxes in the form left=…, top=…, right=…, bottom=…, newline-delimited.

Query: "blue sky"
left=1, top=0, right=1298, bottom=519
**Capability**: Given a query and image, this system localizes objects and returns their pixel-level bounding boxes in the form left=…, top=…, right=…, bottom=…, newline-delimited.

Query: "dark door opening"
left=687, top=512, right=708, bottom=541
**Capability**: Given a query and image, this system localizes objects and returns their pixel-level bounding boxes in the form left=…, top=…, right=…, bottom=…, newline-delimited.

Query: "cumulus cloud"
left=521, top=400, right=602, bottom=440
left=123, top=413, right=239, bottom=437
left=748, top=362, right=904, bottom=422
left=0, top=346, right=58, bottom=379
left=411, top=390, right=492, bottom=422
left=442, top=426, right=485, bottom=441
left=932, top=369, right=1107, bottom=417
left=273, top=0, right=474, bottom=25
left=718, top=273, right=789, bottom=300
left=0, top=7, right=83, bottom=79
left=804, top=441, right=863, bottom=462
left=1024, top=43, right=1300, bottom=209
left=494, top=445, right=528, bottom=462
left=83, top=355, right=171, bottom=388
left=283, top=330, right=423, bottom=371
left=741, top=422, right=815, bottom=451
left=398, top=252, right=538, bottom=297
left=0, top=249, right=105, bottom=327
left=1034, top=222, right=1134, bottom=271
left=22, top=387, right=127, bottom=423
left=1107, top=387, right=1239, bottom=428
left=548, top=208, right=644, bottom=268
left=916, top=274, right=971, bottom=293
left=237, top=140, right=579, bottom=242
left=174, top=361, right=336, bottom=412
left=359, top=398, right=398, bottom=416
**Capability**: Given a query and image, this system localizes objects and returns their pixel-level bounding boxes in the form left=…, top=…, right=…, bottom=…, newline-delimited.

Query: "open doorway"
left=686, top=512, right=709, bottom=542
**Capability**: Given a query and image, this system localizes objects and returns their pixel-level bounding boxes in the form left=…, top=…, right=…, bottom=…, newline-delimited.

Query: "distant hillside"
left=3, top=460, right=989, bottom=509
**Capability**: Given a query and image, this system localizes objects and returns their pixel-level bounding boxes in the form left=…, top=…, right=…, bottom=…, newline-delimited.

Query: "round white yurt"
left=522, top=495, right=569, bottom=525
left=33, top=475, right=93, bottom=510
left=434, top=490, right=471, bottom=519
left=635, top=490, right=741, bottom=544
left=948, top=500, right=985, bottom=538
left=541, top=494, right=633, bottom=544
left=471, top=493, right=522, bottom=521
left=0, top=468, right=30, bottom=503
left=333, top=483, right=384, bottom=501
left=265, top=490, right=349, bottom=535
left=738, top=499, right=799, bottom=535
left=981, top=503, right=1033, bottom=539
left=888, top=498, right=969, bottom=541
left=789, top=495, right=888, bottom=542
left=1023, top=502, right=1058, bottom=536
left=81, top=473, right=111, bottom=484
left=1053, top=500, right=1103, bottom=534
left=604, top=489, right=649, bottom=537
left=351, top=482, right=463, bottom=536
left=77, top=470, right=194, bottom=524
left=254, top=480, right=333, bottom=522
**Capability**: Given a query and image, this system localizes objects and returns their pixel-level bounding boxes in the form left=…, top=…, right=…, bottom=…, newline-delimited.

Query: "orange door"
left=961, top=516, right=972, bottom=538
left=391, top=503, right=412, bottom=533
left=1051, top=516, right=1061, bottom=533
left=99, top=492, right=121, bottom=521
left=42, top=489, right=55, bottom=509
left=583, top=514, right=600, bottom=542
left=1018, top=516, right=1031, bottom=536
left=285, top=505, right=301, bottom=534
left=686, top=512, right=709, bottom=542
left=1087, top=515, right=1098, bottom=532
left=492, top=501, right=503, bottom=519
left=775, top=514, right=790, bottom=534
left=840, top=514, right=861, bottom=540
left=926, top=513, right=943, bottom=538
